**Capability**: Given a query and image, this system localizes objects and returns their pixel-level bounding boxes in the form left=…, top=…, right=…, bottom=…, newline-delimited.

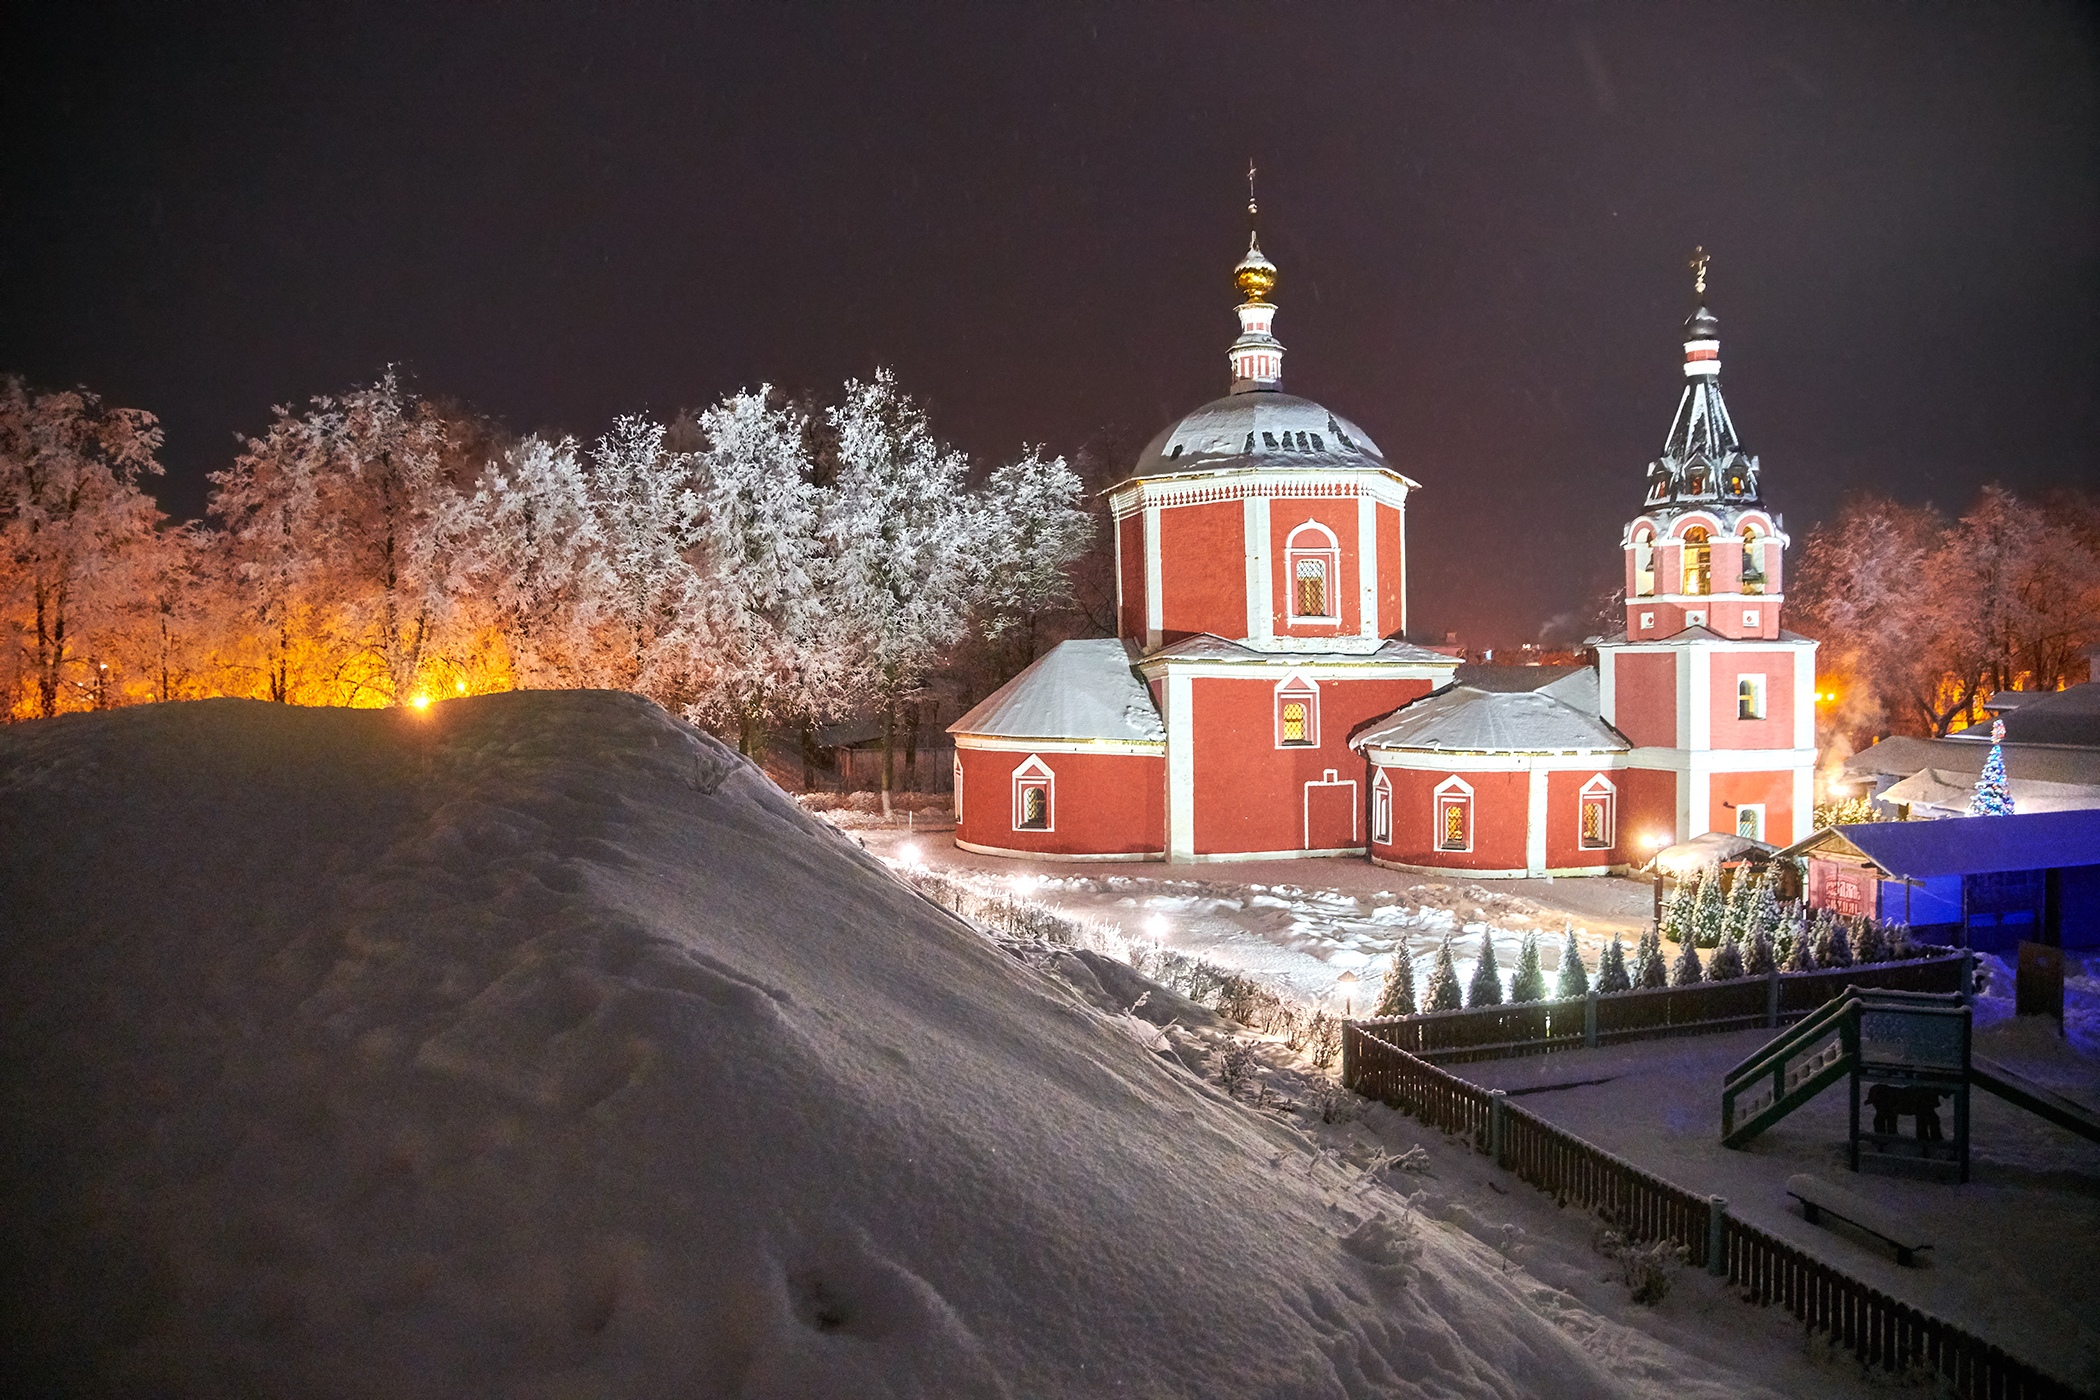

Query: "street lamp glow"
left=1144, top=914, right=1170, bottom=939
left=898, top=841, right=922, bottom=866
left=410, top=694, right=432, bottom=710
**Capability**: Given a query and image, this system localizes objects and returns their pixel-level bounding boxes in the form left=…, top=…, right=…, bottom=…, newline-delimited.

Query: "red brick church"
left=949, top=239, right=1814, bottom=872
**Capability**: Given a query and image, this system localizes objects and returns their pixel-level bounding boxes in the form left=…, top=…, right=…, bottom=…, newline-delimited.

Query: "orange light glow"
left=410, top=694, right=432, bottom=710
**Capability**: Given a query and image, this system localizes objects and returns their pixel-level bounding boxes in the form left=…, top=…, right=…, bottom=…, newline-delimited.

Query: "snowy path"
left=861, top=824, right=1650, bottom=1008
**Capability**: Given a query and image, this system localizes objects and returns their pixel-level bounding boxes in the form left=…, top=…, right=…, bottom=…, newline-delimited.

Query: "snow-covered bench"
left=1786, top=1174, right=1933, bottom=1266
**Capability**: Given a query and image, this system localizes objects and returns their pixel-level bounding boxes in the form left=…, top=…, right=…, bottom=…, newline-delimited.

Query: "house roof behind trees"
left=1790, top=811, right=2100, bottom=879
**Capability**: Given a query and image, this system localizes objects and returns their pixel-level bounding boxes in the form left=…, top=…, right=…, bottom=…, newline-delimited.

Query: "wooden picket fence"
left=1342, top=1023, right=2077, bottom=1399
left=1353, top=951, right=1968, bottom=1066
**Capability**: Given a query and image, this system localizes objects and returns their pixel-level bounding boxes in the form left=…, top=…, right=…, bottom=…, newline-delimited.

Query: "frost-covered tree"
left=1374, top=953, right=1416, bottom=1018
left=1556, top=925, right=1590, bottom=999
left=589, top=414, right=704, bottom=703
left=1660, top=873, right=1699, bottom=944
left=1855, top=916, right=1889, bottom=964
left=1595, top=932, right=1632, bottom=994
left=968, top=446, right=1092, bottom=670
left=1509, top=931, right=1546, bottom=1002
left=1424, top=936, right=1464, bottom=1012
left=1744, top=871, right=1783, bottom=946
left=687, top=388, right=843, bottom=754
left=1, top=377, right=167, bottom=717
left=1466, top=931, right=1503, bottom=1008
left=1744, top=926, right=1777, bottom=977
left=1817, top=912, right=1855, bottom=969
left=1708, top=933, right=1746, bottom=980
left=456, top=433, right=605, bottom=688
left=1636, top=926, right=1669, bottom=989
left=1722, top=869, right=1758, bottom=943
left=1670, top=937, right=1704, bottom=986
left=1691, top=873, right=1727, bottom=949
left=1781, top=917, right=1816, bottom=973
left=825, top=370, right=975, bottom=811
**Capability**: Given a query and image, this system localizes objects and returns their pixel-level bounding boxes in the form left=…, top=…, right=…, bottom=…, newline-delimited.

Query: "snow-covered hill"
left=0, top=693, right=1796, bottom=1397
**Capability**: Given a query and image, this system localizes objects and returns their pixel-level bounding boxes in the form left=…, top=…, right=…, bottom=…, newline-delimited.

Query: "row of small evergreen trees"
left=1370, top=905, right=1928, bottom=1018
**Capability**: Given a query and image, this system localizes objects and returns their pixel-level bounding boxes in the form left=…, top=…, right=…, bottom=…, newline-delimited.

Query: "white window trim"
left=953, top=755, right=963, bottom=824
left=1011, top=754, right=1055, bottom=833
left=1284, top=520, right=1342, bottom=623
left=1371, top=768, right=1393, bottom=845
left=1738, top=673, right=1767, bottom=721
left=1274, top=673, right=1321, bottom=749
left=1735, top=803, right=1765, bottom=842
left=1434, top=775, right=1474, bottom=854
left=1577, top=773, right=1616, bottom=851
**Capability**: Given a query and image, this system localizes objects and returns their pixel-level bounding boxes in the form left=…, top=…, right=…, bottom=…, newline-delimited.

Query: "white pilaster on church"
left=1525, top=766, right=1549, bottom=875
left=1356, top=496, right=1378, bottom=637
left=1243, top=496, right=1272, bottom=640
left=1165, top=670, right=1196, bottom=860
left=1143, top=505, right=1164, bottom=650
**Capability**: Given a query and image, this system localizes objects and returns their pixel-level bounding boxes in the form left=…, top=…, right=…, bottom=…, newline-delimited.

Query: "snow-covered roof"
left=1124, top=392, right=1419, bottom=487
left=1879, top=767, right=2100, bottom=817
left=948, top=638, right=1165, bottom=745
left=1844, top=735, right=2100, bottom=788
left=1651, top=831, right=1776, bottom=876
left=1450, top=664, right=1600, bottom=714
left=1353, top=684, right=1629, bottom=755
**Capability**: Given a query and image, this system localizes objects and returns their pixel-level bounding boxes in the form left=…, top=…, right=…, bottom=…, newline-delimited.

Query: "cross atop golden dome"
left=1235, top=233, right=1277, bottom=304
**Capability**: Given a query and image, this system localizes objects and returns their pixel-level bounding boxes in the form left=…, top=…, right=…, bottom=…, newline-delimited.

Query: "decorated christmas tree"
left=1671, top=936, right=1704, bottom=986
left=1691, top=874, right=1728, bottom=948
left=1509, top=930, right=1547, bottom=1002
left=1708, top=932, right=1746, bottom=980
left=1467, top=930, right=1504, bottom=1007
left=1374, top=951, right=1416, bottom=1018
left=1595, top=932, right=1632, bottom=994
left=1744, top=926, right=1777, bottom=976
left=1556, top=924, right=1590, bottom=999
left=1968, top=718, right=2016, bottom=816
left=1425, top=935, right=1464, bottom=1012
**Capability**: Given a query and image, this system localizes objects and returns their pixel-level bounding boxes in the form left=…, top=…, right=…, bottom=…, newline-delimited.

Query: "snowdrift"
left=3, top=692, right=1648, bottom=1398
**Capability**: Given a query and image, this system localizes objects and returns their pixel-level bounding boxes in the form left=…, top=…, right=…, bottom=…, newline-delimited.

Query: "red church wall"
left=953, top=746, right=1164, bottom=857
left=1612, top=652, right=1678, bottom=748
left=1614, top=766, right=1682, bottom=850
left=1269, top=498, right=1361, bottom=639
left=1708, top=769, right=1797, bottom=847
left=1707, top=649, right=1797, bottom=751
left=1543, top=769, right=1628, bottom=870
left=1189, top=675, right=1430, bottom=855
left=1376, top=503, right=1404, bottom=637
left=1158, top=501, right=1247, bottom=642
left=1370, top=765, right=1529, bottom=871
left=1117, top=514, right=1146, bottom=641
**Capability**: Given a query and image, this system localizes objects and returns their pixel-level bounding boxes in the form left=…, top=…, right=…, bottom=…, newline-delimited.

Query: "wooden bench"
left=1786, top=1174, right=1934, bottom=1266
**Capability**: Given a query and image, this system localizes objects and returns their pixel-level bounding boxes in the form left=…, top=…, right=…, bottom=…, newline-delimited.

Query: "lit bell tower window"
left=1682, top=526, right=1712, bottom=595
left=1739, top=524, right=1765, bottom=595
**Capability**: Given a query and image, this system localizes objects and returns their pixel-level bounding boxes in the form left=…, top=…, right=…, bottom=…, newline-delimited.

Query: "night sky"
left=4, top=3, right=2095, bottom=645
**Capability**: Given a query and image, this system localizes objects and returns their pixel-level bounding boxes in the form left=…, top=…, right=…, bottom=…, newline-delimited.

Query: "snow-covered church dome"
left=1129, top=391, right=1390, bottom=480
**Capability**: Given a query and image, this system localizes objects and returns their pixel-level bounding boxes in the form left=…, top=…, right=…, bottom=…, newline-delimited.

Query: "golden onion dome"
left=1234, top=233, right=1277, bottom=303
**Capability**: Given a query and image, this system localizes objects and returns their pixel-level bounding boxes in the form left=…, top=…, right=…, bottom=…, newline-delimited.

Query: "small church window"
left=1682, top=527, right=1712, bottom=595
left=1310, top=433, right=1324, bottom=451
left=1735, top=804, right=1764, bottom=842
left=1371, top=771, right=1392, bottom=844
left=1263, top=432, right=1279, bottom=448
left=1434, top=778, right=1473, bottom=853
left=1738, top=674, right=1766, bottom=720
left=1170, top=444, right=1183, bottom=458
left=1739, top=526, right=1765, bottom=595
left=1011, top=755, right=1054, bottom=832
left=1274, top=676, right=1320, bottom=748
left=1020, top=786, right=1048, bottom=828
left=1578, top=775, right=1616, bottom=851
left=1633, top=535, right=1655, bottom=597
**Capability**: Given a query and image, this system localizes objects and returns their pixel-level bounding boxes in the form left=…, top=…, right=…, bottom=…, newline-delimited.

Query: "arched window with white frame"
left=1434, top=775, right=1473, bottom=853
left=1577, top=774, right=1616, bottom=851
left=1284, top=521, right=1340, bottom=621
left=1274, top=673, right=1320, bottom=748
left=1011, top=755, right=1054, bottom=832
left=1371, top=768, right=1393, bottom=845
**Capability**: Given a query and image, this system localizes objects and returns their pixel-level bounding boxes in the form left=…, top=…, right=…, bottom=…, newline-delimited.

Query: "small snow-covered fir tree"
left=1708, top=933, right=1746, bottom=980
left=1691, top=874, right=1728, bottom=948
left=1510, top=931, right=1546, bottom=1002
left=1595, top=932, right=1632, bottom=994
left=1781, top=917, right=1816, bottom=973
left=1425, top=936, right=1464, bottom=1012
left=1968, top=719, right=2016, bottom=816
left=1855, top=917, right=1889, bottom=964
left=1671, top=936, right=1704, bottom=986
left=1556, top=924, right=1590, bottom=999
left=1660, top=873, right=1699, bottom=943
left=1374, top=953, right=1417, bottom=1018
left=1467, top=931, right=1504, bottom=1007
left=1722, top=869, right=1757, bottom=943
left=1819, top=914, right=1855, bottom=969
left=1744, top=926, right=1777, bottom=976
left=1887, top=922, right=1916, bottom=960
left=1635, top=925, right=1669, bottom=988
left=1746, top=871, right=1784, bottom=945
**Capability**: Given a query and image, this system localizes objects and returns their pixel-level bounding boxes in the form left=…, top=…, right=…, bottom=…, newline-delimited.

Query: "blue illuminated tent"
left=1779, top=810, right=2100, bottom=951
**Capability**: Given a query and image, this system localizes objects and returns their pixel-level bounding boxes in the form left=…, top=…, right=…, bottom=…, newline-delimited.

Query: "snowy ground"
left=853, top=821, right=1653, bottom=1012
left=1456, top=966, right=2100, bottom=1391
left=1, top=691, right=1907, bottom=1398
